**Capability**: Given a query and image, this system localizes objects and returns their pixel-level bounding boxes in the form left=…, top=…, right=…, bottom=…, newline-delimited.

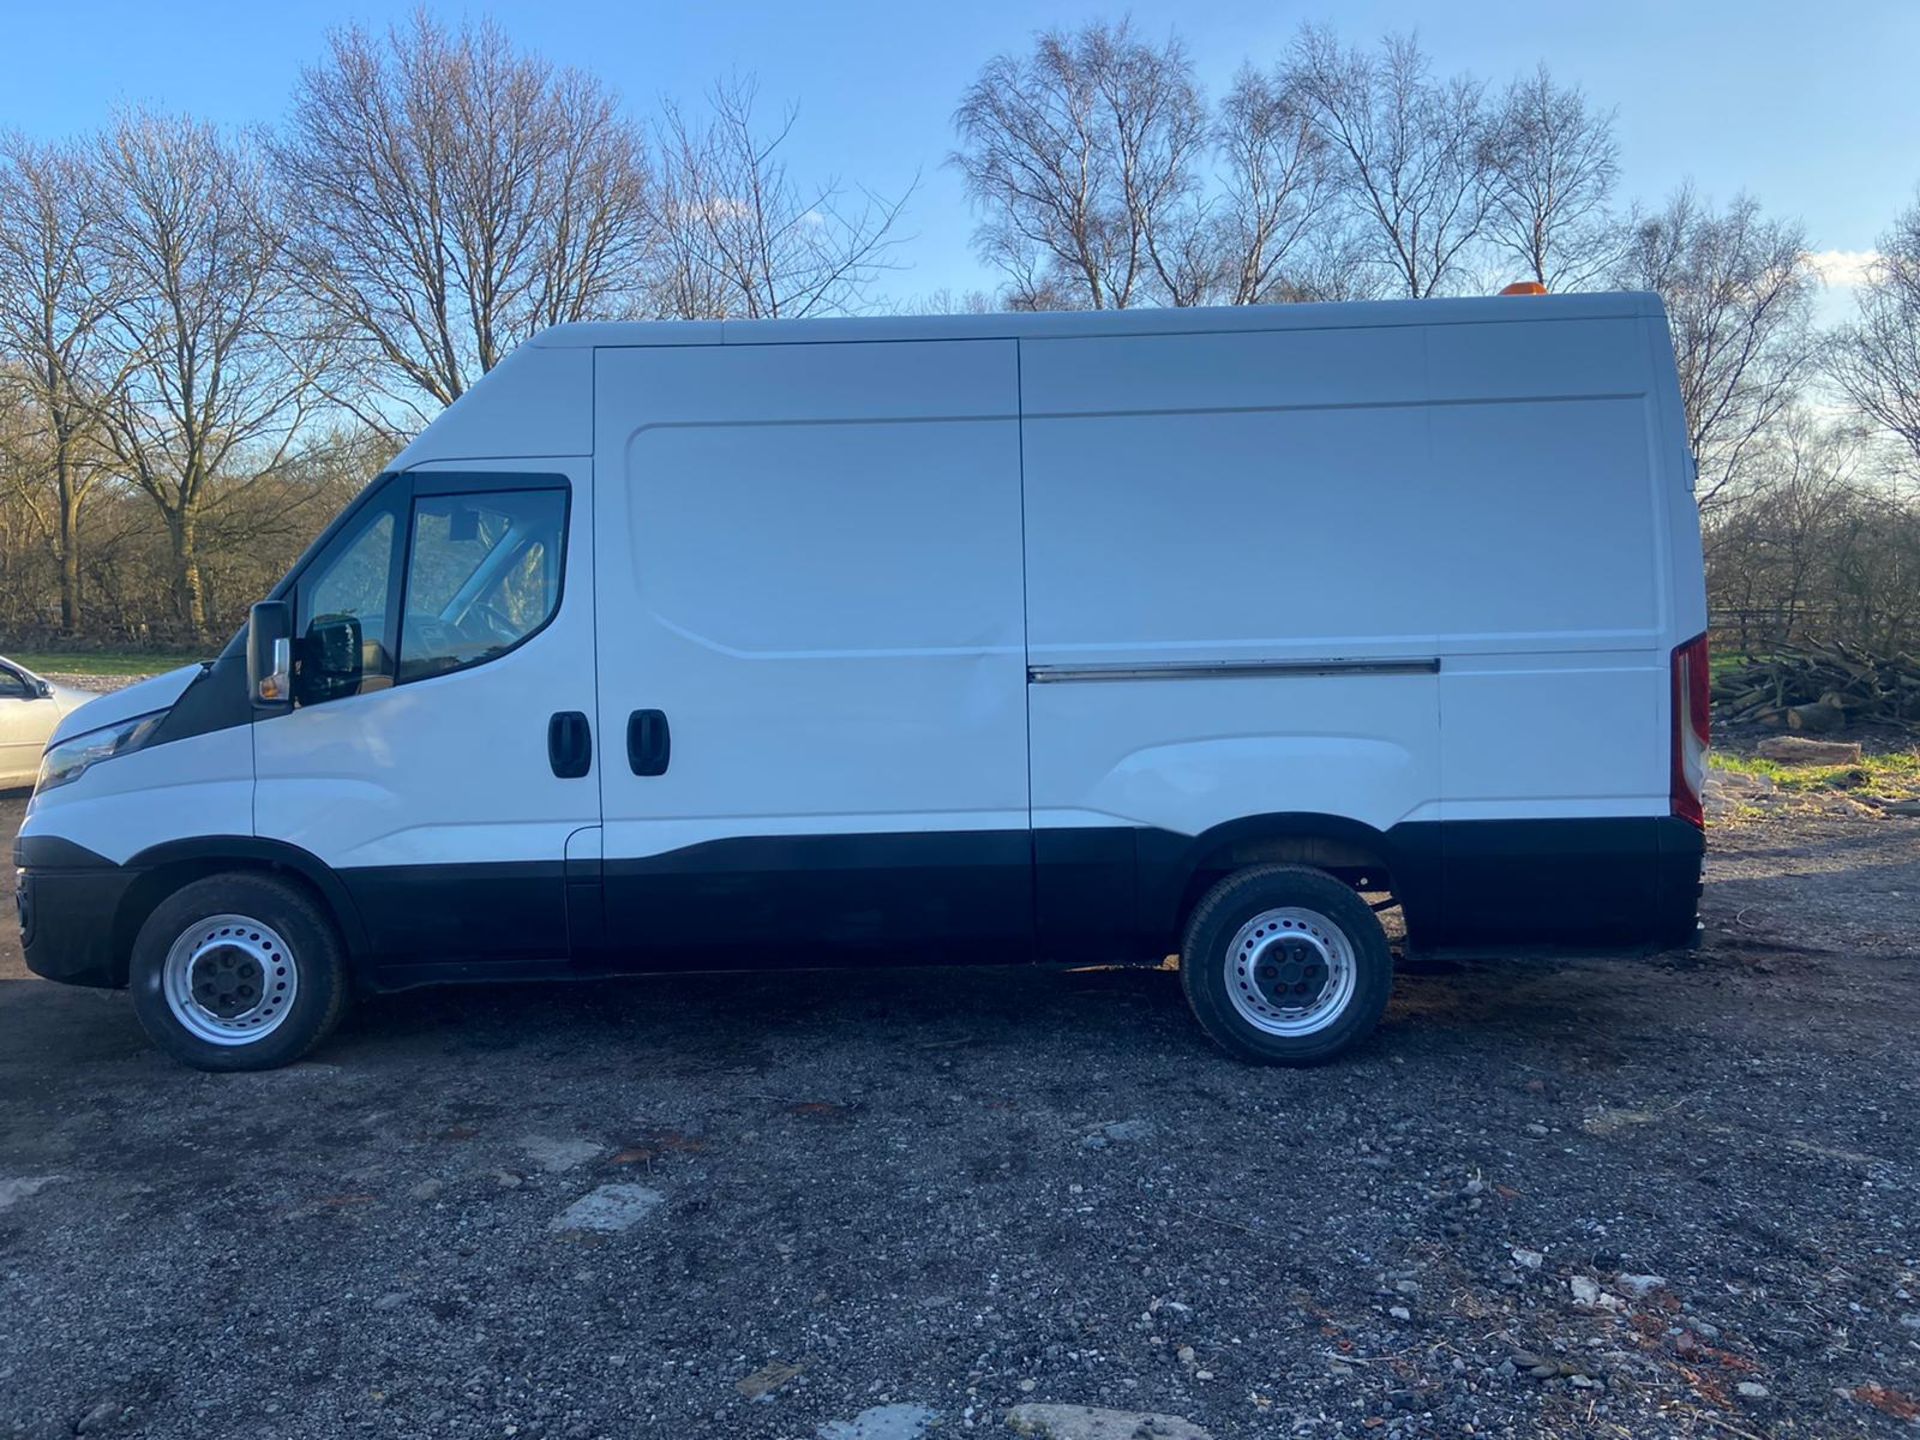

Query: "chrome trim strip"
left=1027, top=658, right=1442, bottom=684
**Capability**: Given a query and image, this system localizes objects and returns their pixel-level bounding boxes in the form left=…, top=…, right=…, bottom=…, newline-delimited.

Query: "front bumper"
left=15, top=838, right=133, bottom=989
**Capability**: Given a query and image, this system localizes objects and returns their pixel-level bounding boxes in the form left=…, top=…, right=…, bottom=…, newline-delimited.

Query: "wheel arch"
left=115, top=837, right=369, bottom=986
left=1140, top=811, right=1425, bottom=948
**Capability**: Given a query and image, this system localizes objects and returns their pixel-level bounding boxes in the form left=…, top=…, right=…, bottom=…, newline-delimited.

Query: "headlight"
left=36, top=711, right=168, bottom=795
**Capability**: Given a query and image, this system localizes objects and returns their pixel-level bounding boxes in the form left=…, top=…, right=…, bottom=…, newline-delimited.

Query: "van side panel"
left=1020, top=327, right=1444, bottom=951
left=590, top=340, right=1034, bottom=965
left=1423, top=390, right=1669, bottom=834
left=1423, top=321, right=1668, bottom=826
left=1020, top=315, right=1698, bottom=953
left=1423, top=321, right=1696, bottom=944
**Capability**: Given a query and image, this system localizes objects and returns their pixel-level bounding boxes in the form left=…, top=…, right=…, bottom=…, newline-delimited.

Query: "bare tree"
left=278, top=11, right=654, bottom=435
left=1481, top=64, right=1621, bottom=290
left=0, top=134, right=126, bottom=634
left=1615, top=187, right=1819, bottom=510
left=1832, top=192, right=1920, bottom=475
left=1212, top=65, right=1345, bottom=304
left=649, top=78, right=911, bottom=320
left=1287, top=28, right=1492, bottom=299
left=93, top=111, right=326, bottom=642
left=1706, top=412, right=1920, bottom=653
left=952, top=20, right=1208, bottom=309
left=887, top=288, right=1003, bottom=316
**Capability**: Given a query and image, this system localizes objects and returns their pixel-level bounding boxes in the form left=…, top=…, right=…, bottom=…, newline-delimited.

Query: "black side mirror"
left=247, top=600, right=293, bottom=711
left=34, top=678, right=52, bottom=699
left=300, top=613, right=364, bottom=705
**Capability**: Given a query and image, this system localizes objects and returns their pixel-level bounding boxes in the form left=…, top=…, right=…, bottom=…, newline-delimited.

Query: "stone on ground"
left=736, top=1360, right=803, bottom=1399
left=549, top=1183, right=664, bottom=1233
left=521, top=1135, right=604, bottom=1172
left=818, top=1403, right=939, bottom=1439
left=1005, top=1403, right=1212, bottom=1439
left=0, top=1176, right=64, bottom=1212
left=1705, top=769, right=1774, bottom=816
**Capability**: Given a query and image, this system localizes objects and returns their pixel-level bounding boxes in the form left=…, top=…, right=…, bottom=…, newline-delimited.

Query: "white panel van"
left=13, top=294, right=1710, bottom=1071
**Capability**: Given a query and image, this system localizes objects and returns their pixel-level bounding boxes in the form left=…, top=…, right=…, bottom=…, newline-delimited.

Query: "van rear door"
left=589, top=339, right=1033, bottom=967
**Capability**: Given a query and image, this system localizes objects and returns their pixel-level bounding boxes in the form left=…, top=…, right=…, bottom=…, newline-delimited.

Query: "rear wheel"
left=1179, top=864, right=1391, bottom=1064
left=130, top=872, right=349, bottom=1072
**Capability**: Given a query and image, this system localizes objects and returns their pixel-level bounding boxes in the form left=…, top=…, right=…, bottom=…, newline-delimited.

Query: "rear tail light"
left=1670, top=633, right=1710, bottom=827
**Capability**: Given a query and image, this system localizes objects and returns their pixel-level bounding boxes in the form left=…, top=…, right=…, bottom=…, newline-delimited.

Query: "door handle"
left=548, top=711, right=591, bottom=778
left=627, top=709, right=670, bottom=776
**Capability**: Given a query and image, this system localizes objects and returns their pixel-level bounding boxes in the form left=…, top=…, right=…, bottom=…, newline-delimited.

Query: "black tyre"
left=1179, top=864, right=1391, bottom=1064
left=129, top=872, right=350, bottom=1072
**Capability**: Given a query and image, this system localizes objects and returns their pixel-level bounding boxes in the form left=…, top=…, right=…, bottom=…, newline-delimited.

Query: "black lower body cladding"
left=16, top=832, right=136, bottom=987
left=1130, top=814, right=1703, bottom=956
left=15, top=814, right=1706, bottom=990
left=16, top=864, right=135, bottom=987
left=1398, top=815, right=1705, bottom=950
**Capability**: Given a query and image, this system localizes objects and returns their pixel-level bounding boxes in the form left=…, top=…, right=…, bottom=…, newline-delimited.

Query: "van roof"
left=530, top=291, right=1666, bottom=350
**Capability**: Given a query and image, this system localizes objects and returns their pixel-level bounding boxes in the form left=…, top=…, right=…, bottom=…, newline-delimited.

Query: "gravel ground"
left=3, top=789, right=1918, bottom=1440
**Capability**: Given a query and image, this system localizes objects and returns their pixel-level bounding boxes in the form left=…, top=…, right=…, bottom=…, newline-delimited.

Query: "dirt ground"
left=2, top=789, right=1918, bottom=1440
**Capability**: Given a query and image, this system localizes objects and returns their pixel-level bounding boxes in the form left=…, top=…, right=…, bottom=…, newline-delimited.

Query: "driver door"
left=253, top=460, right=598, bottom=977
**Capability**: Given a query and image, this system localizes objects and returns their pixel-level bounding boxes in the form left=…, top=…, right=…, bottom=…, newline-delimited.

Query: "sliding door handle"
left=627, top=709, right=670, bottom=776
left=547, top=711, right=591, bottom=778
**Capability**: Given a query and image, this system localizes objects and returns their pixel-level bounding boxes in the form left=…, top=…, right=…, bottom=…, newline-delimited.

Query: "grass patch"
left=9, top=649, right=204, bottom=678
left=1712, top=748, right=1920, bottom=795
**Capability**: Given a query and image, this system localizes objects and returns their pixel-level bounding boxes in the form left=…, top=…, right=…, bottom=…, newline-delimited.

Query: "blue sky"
left=6, top=0, right=1917, bottom=309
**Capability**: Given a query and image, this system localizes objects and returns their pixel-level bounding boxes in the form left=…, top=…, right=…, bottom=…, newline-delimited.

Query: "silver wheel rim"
left=1225, top=906, right=1358, bottom=1037
left=161, top=913, right=299, bottom=1046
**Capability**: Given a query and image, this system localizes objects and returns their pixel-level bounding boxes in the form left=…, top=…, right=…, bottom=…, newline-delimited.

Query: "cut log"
left=1755, top=736, right=1864, bottom=764
left=1787, top=701, right=1845, bottom=733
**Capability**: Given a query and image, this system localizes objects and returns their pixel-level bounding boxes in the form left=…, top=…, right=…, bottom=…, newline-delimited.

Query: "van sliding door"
left=589, top=340, right=1033, bottom=967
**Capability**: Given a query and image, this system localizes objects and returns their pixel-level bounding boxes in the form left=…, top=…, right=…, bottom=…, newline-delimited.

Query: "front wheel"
left=130, top=872, right=350, bottom=1072
left=1179, top=864, right=1392, bottom=1064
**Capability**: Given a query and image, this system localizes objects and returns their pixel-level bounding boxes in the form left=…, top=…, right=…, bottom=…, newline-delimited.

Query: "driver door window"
left=396, top=490, right=567, bottom=683
left=288, top=476, right=567, bottom=707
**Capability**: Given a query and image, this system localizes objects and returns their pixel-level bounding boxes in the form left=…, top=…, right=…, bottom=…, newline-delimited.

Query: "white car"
left=0, top=658, right=96, bottom=789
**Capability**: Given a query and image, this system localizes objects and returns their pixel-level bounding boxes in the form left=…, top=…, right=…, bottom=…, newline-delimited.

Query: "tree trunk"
left=59, top=531, right=81, bottom=636
left=56, top=450, right=82, bottom=636
left=168, top=509, right=208, bottom=643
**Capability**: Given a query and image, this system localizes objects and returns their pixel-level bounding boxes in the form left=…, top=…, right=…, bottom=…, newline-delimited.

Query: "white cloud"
left=1811, top=249, right=1881, bottom=288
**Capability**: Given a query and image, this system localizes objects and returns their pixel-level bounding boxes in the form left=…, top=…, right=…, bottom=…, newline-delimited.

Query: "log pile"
left=1711, top=642, right=1920, bottom=733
